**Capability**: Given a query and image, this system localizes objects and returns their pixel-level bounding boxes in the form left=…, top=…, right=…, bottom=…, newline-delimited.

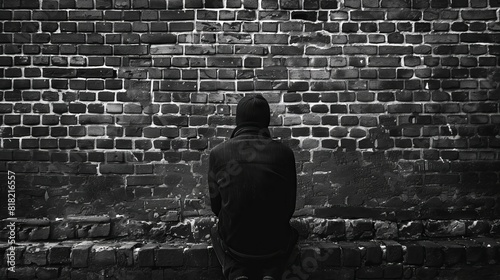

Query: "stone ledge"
left=1, top=238, right=500, bottom=279
left=1, top=216, right=499, bottom=242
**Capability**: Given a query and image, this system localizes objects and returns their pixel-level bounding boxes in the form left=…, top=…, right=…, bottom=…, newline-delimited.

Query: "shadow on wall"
left=297, top=150, right=412, bottom=208
left=296, top=150, right=499, bottom=220
left=1, top=149, right=499, bottom=223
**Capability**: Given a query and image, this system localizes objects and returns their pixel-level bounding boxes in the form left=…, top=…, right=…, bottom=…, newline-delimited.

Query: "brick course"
left=1, top=239, right=499, bottom=279
left=0, top=1, right=499, bottom=276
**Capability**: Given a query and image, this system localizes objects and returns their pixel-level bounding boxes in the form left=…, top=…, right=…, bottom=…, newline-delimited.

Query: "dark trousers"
left=211, top=225, right=299, bottom=280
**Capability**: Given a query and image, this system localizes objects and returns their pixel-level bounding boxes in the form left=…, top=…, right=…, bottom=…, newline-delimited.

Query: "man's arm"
left=208, top=151, right=221, bottom=216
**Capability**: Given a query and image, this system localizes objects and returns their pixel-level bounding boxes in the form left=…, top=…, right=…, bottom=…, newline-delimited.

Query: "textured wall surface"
left=0, top=0, right=499, bottom=245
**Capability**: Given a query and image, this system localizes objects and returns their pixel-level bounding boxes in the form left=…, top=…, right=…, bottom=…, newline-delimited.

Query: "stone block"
left=399, top=221, right=423, bottom=239
left=312, top=218, right=346, bottom=240
left=403, top=242, right=424, bottom=265
left=425, top=220, right=466, bottom=237
left=356, top=266, right=383, bottom=278
left=117, top=242, right=139, bottom=266
left=7, top=267, right=36, bottom=279
left=374, top=221, right=398, bottom=239
left=136, top=244, right=157, bottom=267
left=358, top=242, right=382, bottom=265
left=456, top=239, right=487, bottom=264
left=383, top=264, right=403, bottom=278
left=185, top=244, right=209, bottom=267
left=92, top=245, right=116, bottom=266
left=383, top=240, right=403, bottom=262
left=340, top=243, right=361, bottom=267
left=48, top=244, right=72, bottom=264
left=156, top=245, right=184, bottom=267
left=440, top=241, right=466, bottom=266
left=23, top=244, right=48, bottom=265
left=419, top=241, right=444, bottom=267
left=72, top=241, right=93, bottom=268
left=346, top=219, right=373, bottom=240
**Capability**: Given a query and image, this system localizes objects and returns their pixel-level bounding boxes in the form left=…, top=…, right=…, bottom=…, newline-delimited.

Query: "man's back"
left=209, top=126, right=297, bottom=256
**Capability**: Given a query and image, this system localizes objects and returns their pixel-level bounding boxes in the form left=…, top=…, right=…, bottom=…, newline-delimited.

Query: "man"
left=208, top=95, right=298, bottom=280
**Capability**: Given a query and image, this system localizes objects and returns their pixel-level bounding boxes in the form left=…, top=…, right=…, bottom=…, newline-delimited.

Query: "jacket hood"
left=235, top=95, right=270, bottom=128
left=230, top=123, right=271, bottom=138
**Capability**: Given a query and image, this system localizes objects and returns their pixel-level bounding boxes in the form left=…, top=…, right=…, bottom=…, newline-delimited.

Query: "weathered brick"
left=71, top=242, right=93, bottom=268
left=116, top=242, right=138, bottom=266
left=403, top=242, right=424, bottom=265
left=137, top=244, right=157, bottom=267
left=255, top=34, right=289, bottom=44
left=33, top=11, right=67, bottom=20
left=339, top=243, right=361, bottom=267
left=387, top=9, right=421, bottom=20
left=78, top=45, right=112, bottom=55
left=381, top=0, right=411, bottom=7
left=51, top=34, right=85, bottom=44
left=184, top=244, right=209, bottom=267
left=160, top=81, right=197, bottom=91
left=368, top=57, right=400, bottom=67
left=48, top=244, right=72, bottom=264
left=156, top=245, right=184, bottom=266
left=114, top=45, right=148, bottom=55
left=424, top=34, right=459, bottom=44
left=462, top=10, right=497, bottom=20
left=23, top=244, right=48, bottom=265
left=91, top=245, right=116, bottom=266
left=100, top=164, right=134, bottom=174
left=77, top=68, right=115, bottom=78
left=351, top=11, right=384, bottom=20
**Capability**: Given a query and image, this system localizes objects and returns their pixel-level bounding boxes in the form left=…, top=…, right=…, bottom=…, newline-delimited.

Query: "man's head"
left=235, top=95, right=270, bottom=128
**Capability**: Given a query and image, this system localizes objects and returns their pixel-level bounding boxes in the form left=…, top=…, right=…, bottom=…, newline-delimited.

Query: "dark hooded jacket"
left=208, top=96, right=297, bottom=256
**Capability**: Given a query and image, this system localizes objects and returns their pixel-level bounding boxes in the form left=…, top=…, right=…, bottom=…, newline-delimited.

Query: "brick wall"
left=0, top=0, right=500, bottom=243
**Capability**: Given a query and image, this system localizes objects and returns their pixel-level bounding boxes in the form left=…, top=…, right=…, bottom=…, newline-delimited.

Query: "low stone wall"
left=2, top=238, right=500, bottom=279
left=2, top=215, right=500, bottom=279
left=2, top=215, right=499, bottom=242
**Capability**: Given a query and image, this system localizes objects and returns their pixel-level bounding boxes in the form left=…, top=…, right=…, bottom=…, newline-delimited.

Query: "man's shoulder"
left=210, top=137, right=294, bottom=155
left=270, top=139, right=295, bottom=156
left=209, top=140, right=225, bottom=155
left=208, top=138, right=234, bottom=158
